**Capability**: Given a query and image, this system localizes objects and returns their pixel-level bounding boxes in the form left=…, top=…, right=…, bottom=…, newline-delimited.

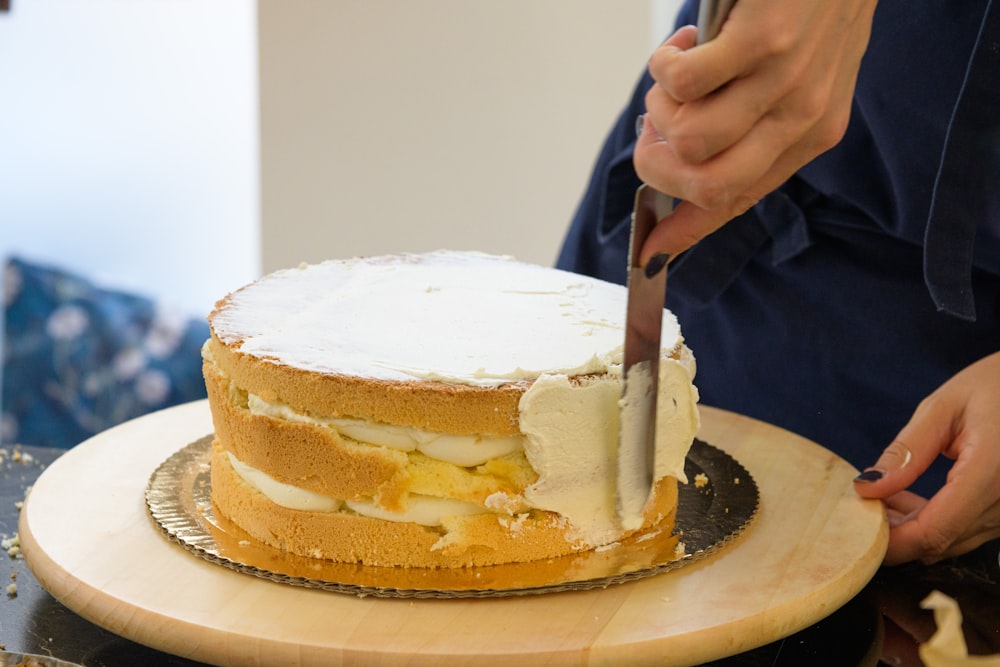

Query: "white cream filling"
left=227, top=452, right=342, bottom=512
left=246, top=394, right=523, bottom=467
left=344, top=496, right=485, bottom=527
left=227, top=451, right=485, bottom=525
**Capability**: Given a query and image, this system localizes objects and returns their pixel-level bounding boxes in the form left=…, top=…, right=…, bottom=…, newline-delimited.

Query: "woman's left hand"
left=854, top=351, right=1000, bottom=565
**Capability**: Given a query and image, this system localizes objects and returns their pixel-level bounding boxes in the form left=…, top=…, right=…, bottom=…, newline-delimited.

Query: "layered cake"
left=202, top=251, right=700, bottom=568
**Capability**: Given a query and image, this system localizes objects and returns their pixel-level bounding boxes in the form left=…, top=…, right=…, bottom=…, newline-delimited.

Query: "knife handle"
left=697, top=0, right=736, bottom=45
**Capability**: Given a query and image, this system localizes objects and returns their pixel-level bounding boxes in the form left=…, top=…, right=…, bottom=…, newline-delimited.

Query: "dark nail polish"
left=645, top=253, right=670, bottom=278
left=854, top=469, right=884, bottom=483
left=635, top=114, right=645, bottom=138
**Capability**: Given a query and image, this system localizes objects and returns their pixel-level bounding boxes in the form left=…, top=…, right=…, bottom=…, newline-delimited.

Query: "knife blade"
left=617, top=185, right=673, bottom=530
left=616, top=0, right=735, bottom=530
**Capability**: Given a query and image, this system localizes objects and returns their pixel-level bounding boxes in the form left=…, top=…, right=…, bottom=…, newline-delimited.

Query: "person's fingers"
left=637, top=55, right=855, bottom=233
left=647, top=25, right=723, bottom=103
left=851, top=400, right=965, bottom=564
left=880, top=452, right=1000, bottom=565
left=644, top=65, right=786, bottom=166
left=884, top=463, right=1000, bottom=565
left=657, top=24, right=699, bottom=52
left=853, top=442, right=938, bottom=500
left=634, top=112, right=788, bottom=214
left=646, top=19, right=796, bottom=166
left=643, top=0, right=873, bottom=172
left=635, top=118, right=825, bottom=261
left=854, top=390, right=958, bottom=499
left=648, top=1, right=809, bottom=105
left=882, top=490, right=927, bottom=524
left=855, top=352, right=1000, bottom=564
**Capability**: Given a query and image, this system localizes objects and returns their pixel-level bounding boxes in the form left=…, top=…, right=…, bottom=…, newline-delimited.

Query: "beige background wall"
left=259, top=1, right=677, bottom=273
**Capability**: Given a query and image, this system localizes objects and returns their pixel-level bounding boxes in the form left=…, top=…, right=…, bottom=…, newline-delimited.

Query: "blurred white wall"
left=0, top=0, right=684, bottom=300
left=0, top=0, right=260, bottom=314
left=258, top=0, right=682, bottom=273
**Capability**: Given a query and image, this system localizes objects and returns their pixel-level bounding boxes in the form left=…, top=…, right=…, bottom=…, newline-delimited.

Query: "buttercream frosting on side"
left=518, top=355, right=699, bottom=546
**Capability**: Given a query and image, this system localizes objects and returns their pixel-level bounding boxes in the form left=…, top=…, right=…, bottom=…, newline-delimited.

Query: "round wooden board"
left=20, top=401, right=887, bottom=667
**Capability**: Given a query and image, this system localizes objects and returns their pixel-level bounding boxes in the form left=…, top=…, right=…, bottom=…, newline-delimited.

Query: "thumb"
left=853, top=402, right=953, bottom=499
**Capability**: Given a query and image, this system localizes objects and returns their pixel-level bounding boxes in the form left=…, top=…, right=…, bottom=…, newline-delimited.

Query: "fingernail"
left=854, top=469, right=884, bottom=483
left=635, top=114, right=645, bottom=138
left=645, top=253, right=670, bottom=278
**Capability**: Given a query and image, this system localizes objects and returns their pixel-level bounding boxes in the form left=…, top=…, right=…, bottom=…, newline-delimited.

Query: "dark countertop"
left=1, top=445, right=997, bottom=667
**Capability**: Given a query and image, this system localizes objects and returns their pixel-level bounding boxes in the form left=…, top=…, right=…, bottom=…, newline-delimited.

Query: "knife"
left=697, top=0, right=737, bottom=45
left=617, top=185, right=673, bottom=530
left=616, top=0, right=735, bottom=530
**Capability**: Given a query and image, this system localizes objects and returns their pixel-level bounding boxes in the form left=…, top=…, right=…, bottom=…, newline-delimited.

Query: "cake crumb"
left=1, top=533, right=20, bottom=559
left=694, top=473, right=709, bottom=488
left=497, top=513, right=529, bottom=534
left=6, top=582, right=17, bottom=597
left=734, top=477, right=740, bottom=485
left=484, top=491, right=520, bottom=516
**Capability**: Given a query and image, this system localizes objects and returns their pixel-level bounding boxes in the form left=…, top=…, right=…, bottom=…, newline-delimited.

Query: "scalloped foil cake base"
left=145, top=436, right=758, bottom=599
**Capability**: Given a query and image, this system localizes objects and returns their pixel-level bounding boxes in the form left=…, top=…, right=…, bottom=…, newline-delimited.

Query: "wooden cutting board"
left=20, top=401, right=887, bottom=667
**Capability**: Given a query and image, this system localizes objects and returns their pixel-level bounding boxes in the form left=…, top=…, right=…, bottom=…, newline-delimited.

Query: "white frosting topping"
left=211, top=251, right=683, bottom=387
left=246, top=393, right=523, bottom=467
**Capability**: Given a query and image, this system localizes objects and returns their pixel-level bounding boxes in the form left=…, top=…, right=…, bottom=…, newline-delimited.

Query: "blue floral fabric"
left=1, top=256, right=209, bottom=448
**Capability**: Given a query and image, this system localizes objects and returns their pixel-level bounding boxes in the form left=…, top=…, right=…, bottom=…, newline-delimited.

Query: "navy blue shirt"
left=558, top=0, right=1000, bottom=495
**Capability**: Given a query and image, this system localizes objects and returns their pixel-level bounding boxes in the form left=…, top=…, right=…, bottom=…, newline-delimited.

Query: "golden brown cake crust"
left=205, top=362, right=407, bottom=501
left=205, top=334, right=525, bottom=436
